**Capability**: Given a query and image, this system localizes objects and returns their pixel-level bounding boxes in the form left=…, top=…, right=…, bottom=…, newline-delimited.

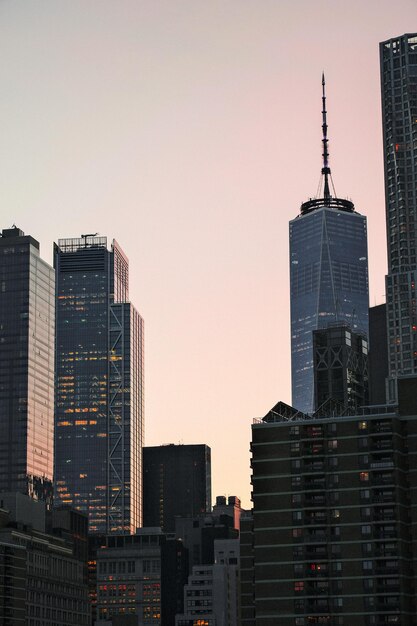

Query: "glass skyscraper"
left=0, top=227, right=55, bottom=502
left=289, top=78, right=369, bottom=414
left=380, top=33, right=417, bottom=401
left=54, top=235, right=144, bottom=534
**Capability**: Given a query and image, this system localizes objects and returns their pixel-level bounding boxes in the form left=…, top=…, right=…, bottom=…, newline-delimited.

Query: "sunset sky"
left=1, top=1, right=416, bottom=508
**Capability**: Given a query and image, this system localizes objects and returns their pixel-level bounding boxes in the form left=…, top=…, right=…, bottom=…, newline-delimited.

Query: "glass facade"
left=380, top=34, right=417, bottom=394
left=290, top=205, right=369, bottom=414
left=0, top=227, right=54, bottom=502
left=54, top=236, right=144, bottom=534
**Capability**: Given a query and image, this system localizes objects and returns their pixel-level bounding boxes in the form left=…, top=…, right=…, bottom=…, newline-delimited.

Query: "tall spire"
left=321, top=73, right=331, bottom=201
left=300, top=73, right=354, bottom=215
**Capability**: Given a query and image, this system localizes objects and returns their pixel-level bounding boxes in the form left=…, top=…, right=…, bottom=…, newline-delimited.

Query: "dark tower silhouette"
left=380, top=34, right=417, bottom=402
left=0, top=227, right=54, bottom=503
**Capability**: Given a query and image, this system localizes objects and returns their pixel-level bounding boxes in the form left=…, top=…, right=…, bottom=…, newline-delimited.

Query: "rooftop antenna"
left=321, top=73, right=331, bottom=202
left=81, top=233, right=98, bottom=247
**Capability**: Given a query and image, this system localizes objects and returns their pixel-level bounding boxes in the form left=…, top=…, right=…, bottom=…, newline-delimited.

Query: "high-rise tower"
left=54, top=235, right=144, bottom=534
left=380, top=33, right=417, bottom=401
left=290, top=77, right=369, bottom=414
left=0, top=227, right=55, bottom=502
left=143, top=444, right=211, bottom=532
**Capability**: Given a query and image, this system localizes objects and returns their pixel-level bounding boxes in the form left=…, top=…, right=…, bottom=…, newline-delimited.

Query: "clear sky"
left=0, top=1, right=415, bottom=508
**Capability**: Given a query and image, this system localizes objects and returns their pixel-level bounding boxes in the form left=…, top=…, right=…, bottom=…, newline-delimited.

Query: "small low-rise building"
left=175, top=539, right=239, bottom=626
left=95, top=528, right=163, bottom=626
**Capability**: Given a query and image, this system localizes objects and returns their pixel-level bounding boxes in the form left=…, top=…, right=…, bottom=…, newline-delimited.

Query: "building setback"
left=290, top=78, right=369, bottom=414
left=380, top=33, right=417, bottom=401
left=0, top=227, right=55, bottom=503
left=250, top=383, right=417, bottom=625
left=54, top=235, right=144, bottom=534
left=143, top=444, right=211, bottom=533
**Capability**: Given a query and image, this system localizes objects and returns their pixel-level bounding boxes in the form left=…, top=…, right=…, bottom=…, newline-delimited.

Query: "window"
left=363, top=560, right=373, bottom=570
left=292, top=528, right=303, bottom=538
left=294, top=581, right=304, bottom=592
left=360, top=472, right=369, bottom=482
left=362, top=525, right=372, bottom=535
left=328, top=440, right=338, bottom=450
left=359, top=421, right=368, bottom=430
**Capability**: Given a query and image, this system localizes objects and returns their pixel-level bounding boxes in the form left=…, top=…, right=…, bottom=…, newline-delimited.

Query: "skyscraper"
left=54, top=235, right=144, bottom=534
left=290, top=77, right=369, bottom=414
left=143, top=444, right=211, bottom=532
left=380, top=33, right=417, bottom=401
left=0, top=227, right=55, bottom=502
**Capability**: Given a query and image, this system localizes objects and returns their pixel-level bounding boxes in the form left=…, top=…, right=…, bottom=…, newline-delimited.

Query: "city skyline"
left=1, top=1, right=416, bottom=507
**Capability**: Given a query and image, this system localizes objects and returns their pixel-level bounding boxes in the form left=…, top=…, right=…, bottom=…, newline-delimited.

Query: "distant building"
left=175, top=505, right=238, bottom=574
left=161, top=538, right=189, bottom=626
left=380, top=34, right=417, bottom=400
left=96, top=529, right=163, bottom=625
left=290, top=79, right=369, bottom=414
left=95, top=529, right=187, bottom=626
left=0, top=227, right=55, bottom=503
left=0, top=495, right=90, bottom=625
left=250, top=388, right=417, bottom=625
left=368, top=304, right=388, bottom=405
left=143, top=444, right=211, bottom=533
left=175, top=539, right=240, bottom=626
left=239, top=511, right=254, bottom=626
left=54, top=235, right=144, bottom=534
left=212, top=496, right=242, bottom=531
left=313, top=323, right=368, bottom=411
left=0, top=539, right=26, bottom=625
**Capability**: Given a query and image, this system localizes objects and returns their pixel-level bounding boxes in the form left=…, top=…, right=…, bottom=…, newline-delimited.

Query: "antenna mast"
left=321, top=73, right=331, bottom=201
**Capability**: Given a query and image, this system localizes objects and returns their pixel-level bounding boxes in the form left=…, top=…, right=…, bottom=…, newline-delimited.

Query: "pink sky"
left=0, top=1, right=415, bottom=508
